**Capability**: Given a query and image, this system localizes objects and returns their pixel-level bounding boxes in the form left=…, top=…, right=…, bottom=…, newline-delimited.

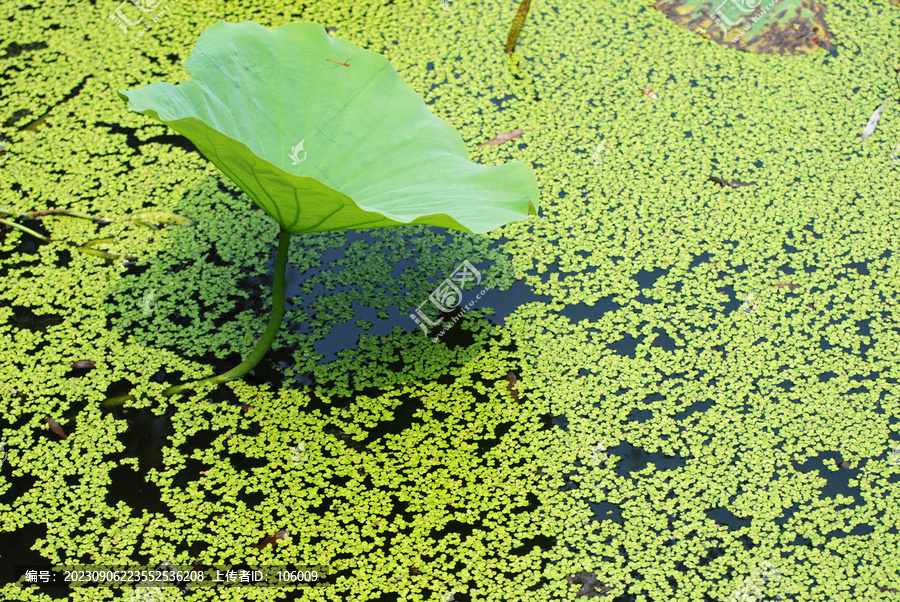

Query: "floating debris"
left=255, top=530, right=290, bottom=549
left=655, top=0, right=831, bottom=55
left=567, top=571, right=613, bottom=597
left=0, top=206, right=188, bottom=262
left=44, top=417, right=67, bottom=439
left=71, top=360, right=96, bottom=369
left=773, top=283, right=800, bottom=291
left=709, top=176, right=753, bottom=188
left=479, top=128, right=526, bottom=146
left=641, top=87, right=658, bottom=99
left=507, top=370, right=520, bottom=402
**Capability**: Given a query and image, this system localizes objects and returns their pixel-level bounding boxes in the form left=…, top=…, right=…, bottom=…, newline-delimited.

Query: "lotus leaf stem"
left=505, top=0, right=532, bottom=54
left=0, top=205, right=126, bottom=223
left=102, top=226, right=292, bottom=408
left=0, top=217, right=50, bottom=242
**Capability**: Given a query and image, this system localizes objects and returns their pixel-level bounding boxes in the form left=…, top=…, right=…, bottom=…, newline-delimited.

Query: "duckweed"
left=2, top=0, right=900, bottom=600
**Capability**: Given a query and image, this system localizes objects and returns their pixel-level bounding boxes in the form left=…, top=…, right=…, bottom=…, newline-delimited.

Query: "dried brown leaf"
left=255, top=530, right=290, bottom=549
left=44, top=417, right=67, bottom=439
left=479, top=128, right=525, bottom=146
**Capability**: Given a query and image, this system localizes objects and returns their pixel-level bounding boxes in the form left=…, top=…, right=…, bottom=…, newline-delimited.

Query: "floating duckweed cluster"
left=2, top=0, right=900, bottom=600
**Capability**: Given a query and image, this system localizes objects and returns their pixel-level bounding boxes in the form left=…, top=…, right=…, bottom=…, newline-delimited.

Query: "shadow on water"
left=557, top=296, right=622, bottom=324
left=608, top=331, right=645, bottom=358
left=537, top=412, right=570, bottom=433
left=105, top=406, right=173, bottom=473
left=307, top=258, right=554, bottom=362
left=605, top=441, right=686, bottom=474
left=0, top=525, right=56, bottom=591
left=98, top=224, right=550, bottom=405
left=101, top=405, right=176, bottom=519
left=588, top=501, right=624, bottom=525
left=703, top=450, right=874, bottom=548
left=0, top=415, right=48, bottom=585
left=0, top=412, right=70, bottom=595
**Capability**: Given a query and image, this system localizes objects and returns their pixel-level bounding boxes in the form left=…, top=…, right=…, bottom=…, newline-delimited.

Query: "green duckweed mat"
left=2, top=0, right=900, bottom=600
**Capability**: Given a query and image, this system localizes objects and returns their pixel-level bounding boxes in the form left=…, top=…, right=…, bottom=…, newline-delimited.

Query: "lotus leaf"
left=118, top=20, right=538, bottom=235
left=111, top=20, right=538, bottom=403
left=655, top=0, right=830, bottom=55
